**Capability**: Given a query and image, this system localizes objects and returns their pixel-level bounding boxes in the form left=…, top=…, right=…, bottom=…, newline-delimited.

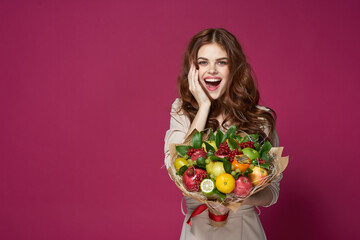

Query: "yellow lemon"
left=216, top=173, right=235, bottom=194
left=174, top=158, right=188, bottom=171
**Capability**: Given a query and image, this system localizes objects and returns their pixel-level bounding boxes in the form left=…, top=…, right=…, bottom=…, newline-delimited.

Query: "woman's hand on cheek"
left=188, top=64, right=211, bottom=109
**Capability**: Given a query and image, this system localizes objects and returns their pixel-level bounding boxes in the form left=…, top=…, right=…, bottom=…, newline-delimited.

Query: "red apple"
left=233, top=176, right=253, bottom=197
left=183, top=167, right=207, bottom=192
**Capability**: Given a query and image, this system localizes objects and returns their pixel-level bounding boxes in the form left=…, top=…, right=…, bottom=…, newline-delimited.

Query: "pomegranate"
left=183, top=167, right=207, bottom=192
left=233, top=176, right=253, bottom=197
left=214, top=142, right=230, bottom=158
left=191, top=149, right=206, bottom=161
left=214, top=152, right=229, bottom=158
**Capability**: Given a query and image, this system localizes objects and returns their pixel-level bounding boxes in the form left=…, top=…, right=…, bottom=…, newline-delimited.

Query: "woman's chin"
left=208, top=92, right=220, bottom=100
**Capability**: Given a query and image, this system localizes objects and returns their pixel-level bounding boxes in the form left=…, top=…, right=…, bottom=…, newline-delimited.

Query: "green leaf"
left=259, top=141, right=272, bottom=158
left=176, top=165, right=188, bottom=176
left=254, top=142, right=260, bottom=151
left=209, top=155, right=222, bottom=161
left=249, top=134, right=259, bottom=142
left=192, top=132, right=203, bottom=149
left=215, top=130, right=223, bottom=148
left=235, top=135, right=243, bottom=143
left=262, top=154, right=269, bottom=162
left=213, top=188, right=226, bottom=202
left=234, top=172, right=242, bottom=180
left=176, top=146, right=191, bottom=157
left=197, top=156, right=206, bottom=169
left=226, top=125, right=237, bottom=139
left=203, top=142, right=215, bottom=153
left=208, top=129, right=215, bottom=141
left=243, top=167, right=253, bottom=177
left=208, top=155, right=229, bottom=162
left=223, top=161, right=232, bottom=174
left=260, top=163, right=270, bottom=170
left=221, top=133, right=227, bottom=143
left=227, top=138, right=239, bottom=151
left=241, top=136, right=250, bottom=143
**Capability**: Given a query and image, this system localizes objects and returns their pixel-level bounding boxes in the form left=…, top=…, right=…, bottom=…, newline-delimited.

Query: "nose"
left=208, top=64, right=218, bottom=74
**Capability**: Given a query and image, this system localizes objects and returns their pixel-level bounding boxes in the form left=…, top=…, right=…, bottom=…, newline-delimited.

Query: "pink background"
left=1, top=0, right=359, bottom=239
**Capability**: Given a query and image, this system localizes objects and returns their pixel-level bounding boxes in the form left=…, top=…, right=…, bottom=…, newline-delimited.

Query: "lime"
left=200, top=179, right=215, bottom=195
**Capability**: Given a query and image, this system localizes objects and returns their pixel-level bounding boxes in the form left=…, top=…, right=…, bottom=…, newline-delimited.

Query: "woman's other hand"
left=188, top=63, right=211, bottom=109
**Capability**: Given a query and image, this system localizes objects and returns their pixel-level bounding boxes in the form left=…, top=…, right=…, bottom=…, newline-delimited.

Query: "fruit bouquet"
left=167, top=125, right=288, bottom=227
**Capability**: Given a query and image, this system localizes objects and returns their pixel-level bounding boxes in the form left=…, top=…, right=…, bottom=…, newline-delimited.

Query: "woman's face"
left=197, top=43, right=230, bottom=100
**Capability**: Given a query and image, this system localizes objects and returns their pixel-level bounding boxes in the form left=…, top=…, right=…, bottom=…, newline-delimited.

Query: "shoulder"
left=171, top=98, right=188, bottom=117
left=171, top=98, right=183, bottom=112
left=169, top=98, right=190, bottom=125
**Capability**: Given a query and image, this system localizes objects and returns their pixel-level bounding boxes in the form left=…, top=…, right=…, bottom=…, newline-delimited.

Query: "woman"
left=164, top=28, right=282, bottom=240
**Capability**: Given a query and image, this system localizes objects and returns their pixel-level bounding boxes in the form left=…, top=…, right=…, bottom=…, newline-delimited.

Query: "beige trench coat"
left=164, top=98, right=282, bottom=240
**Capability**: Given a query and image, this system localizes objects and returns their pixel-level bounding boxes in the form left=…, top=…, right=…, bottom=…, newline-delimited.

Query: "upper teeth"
left=205, top=78, right=221, bottom=82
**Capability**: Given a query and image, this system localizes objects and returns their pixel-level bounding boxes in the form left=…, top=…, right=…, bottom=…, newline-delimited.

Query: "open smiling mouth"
left=204, top=78, right=222, bottom=91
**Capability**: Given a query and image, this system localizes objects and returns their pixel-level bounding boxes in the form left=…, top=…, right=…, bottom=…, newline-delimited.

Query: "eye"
left=198, top=61, right=208, bottom=66
left=217, top=61, right=227, bottom=66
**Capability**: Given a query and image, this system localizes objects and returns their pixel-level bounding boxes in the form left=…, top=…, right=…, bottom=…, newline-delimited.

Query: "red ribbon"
left=186, top=204, right=208, bottom=226
left=209, top=210, right=229, bottom=222
left=186, top=204, right=229, bottom=226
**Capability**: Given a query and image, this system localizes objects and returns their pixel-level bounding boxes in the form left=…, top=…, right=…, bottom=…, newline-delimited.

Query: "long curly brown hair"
left=177, top=28, right=277, bottom=144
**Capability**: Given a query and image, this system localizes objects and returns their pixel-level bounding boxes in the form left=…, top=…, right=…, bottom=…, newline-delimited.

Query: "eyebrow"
left=197, top=57, right=228, bottom=60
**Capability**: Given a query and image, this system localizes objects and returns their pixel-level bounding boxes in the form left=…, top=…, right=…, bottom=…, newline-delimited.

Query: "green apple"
left=242, top=148, right=260, bottom=160
left=202, top=140, right=218, bottom=152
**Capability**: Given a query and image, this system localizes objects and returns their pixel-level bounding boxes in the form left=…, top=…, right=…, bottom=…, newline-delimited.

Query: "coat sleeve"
left=164, top=98, right=190, bottom=169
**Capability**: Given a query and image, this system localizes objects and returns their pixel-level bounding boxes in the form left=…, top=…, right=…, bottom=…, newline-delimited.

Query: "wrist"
left=198, top=102, right=211, bottom=111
